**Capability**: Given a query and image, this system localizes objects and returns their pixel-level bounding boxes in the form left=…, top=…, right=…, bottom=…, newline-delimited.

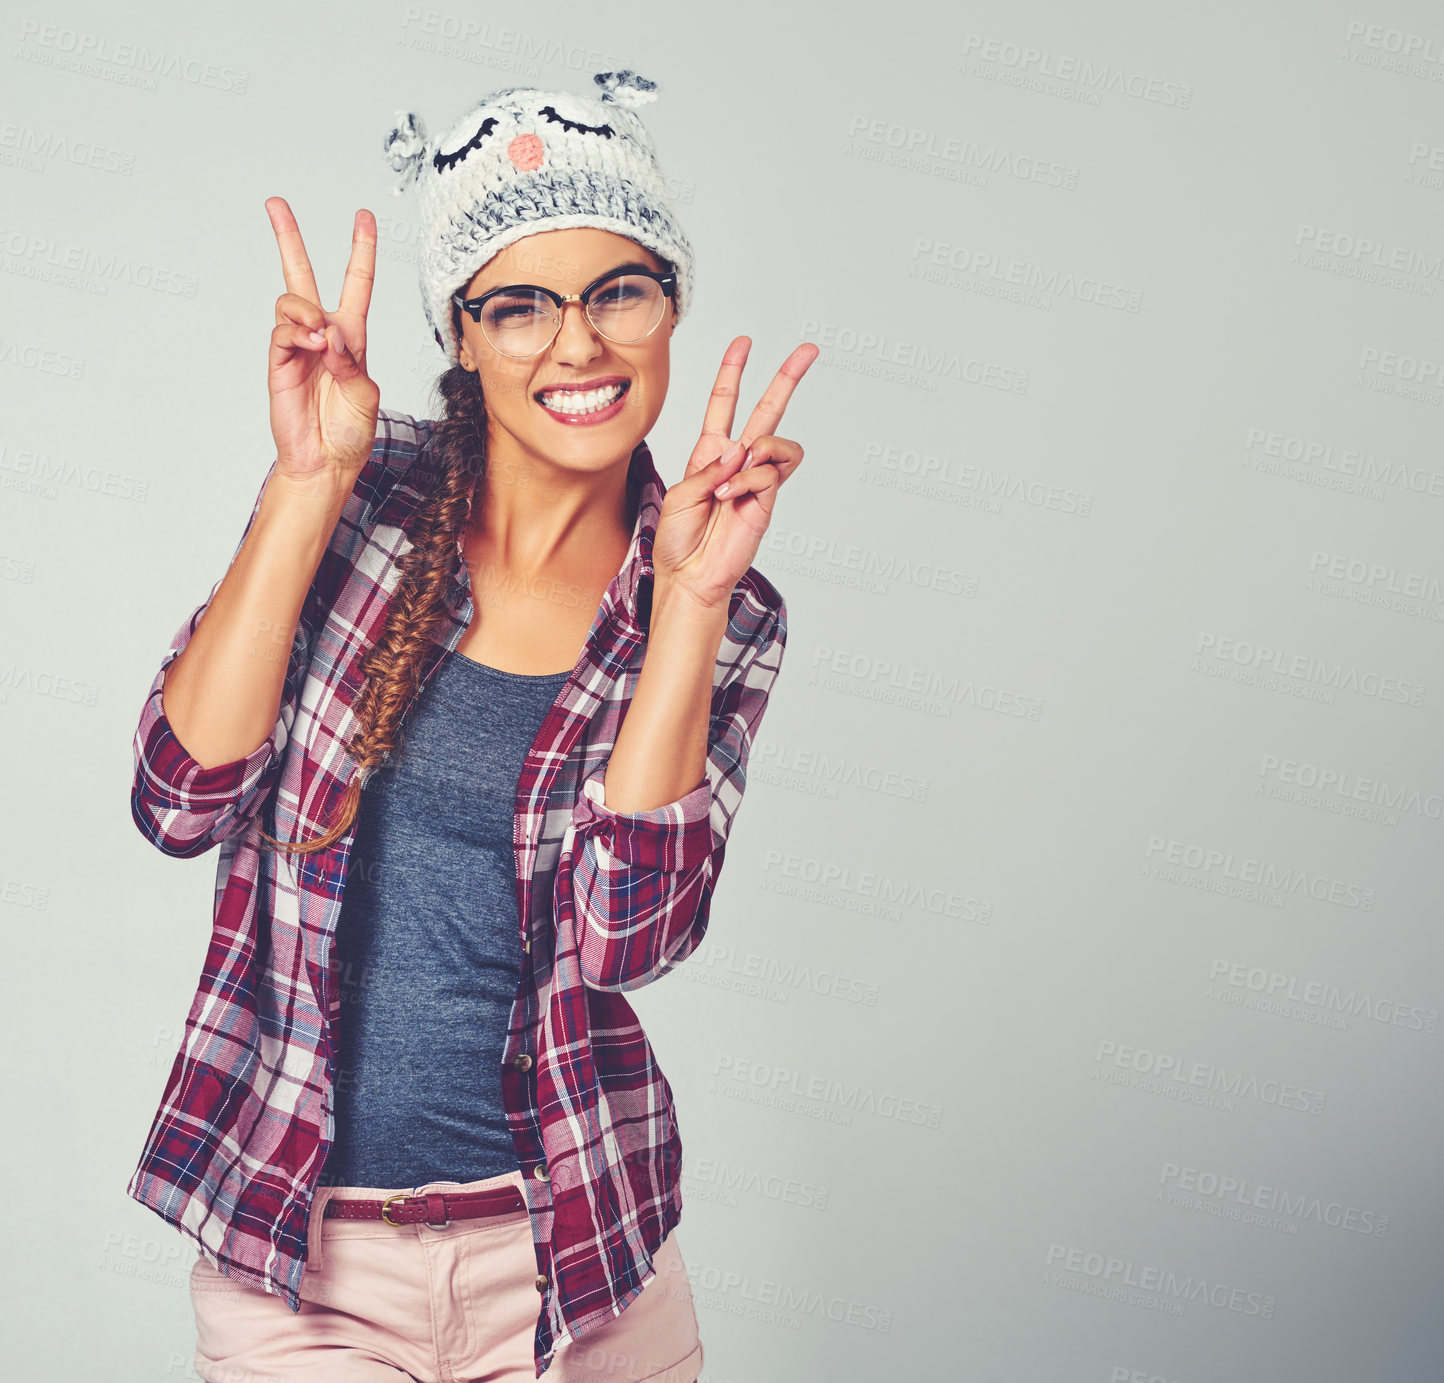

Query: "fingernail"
left=308, top=330, right=326, bottom=344
left=723, top=439, right=744, bottom=464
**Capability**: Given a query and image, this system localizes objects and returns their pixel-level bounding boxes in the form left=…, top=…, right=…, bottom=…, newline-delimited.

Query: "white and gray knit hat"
left=382, top=69, right=695, bottom=366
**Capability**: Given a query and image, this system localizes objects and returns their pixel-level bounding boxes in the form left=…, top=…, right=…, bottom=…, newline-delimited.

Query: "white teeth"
left=539, top=382, right=625, bottom=414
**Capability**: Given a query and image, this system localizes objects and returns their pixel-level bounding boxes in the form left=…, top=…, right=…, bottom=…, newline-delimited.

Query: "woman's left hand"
left=651, top=335, right=818, bottom=613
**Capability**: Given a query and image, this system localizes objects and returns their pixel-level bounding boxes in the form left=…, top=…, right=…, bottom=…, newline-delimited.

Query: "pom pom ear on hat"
left=383, top=111, right=428, bottom=196
left=593, top=69, right=659, bottom=109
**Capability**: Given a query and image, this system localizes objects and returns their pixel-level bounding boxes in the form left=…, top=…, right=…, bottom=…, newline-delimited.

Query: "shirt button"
left=535, top=1273, right=549, bottom=1292
left=512, top=1053, right=533, bottom=1071
left=532, top=1161, right=549, bottom=1181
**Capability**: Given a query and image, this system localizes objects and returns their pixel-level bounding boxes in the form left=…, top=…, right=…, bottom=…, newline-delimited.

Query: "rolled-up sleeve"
left=571, top=585, right=786, bottom=992
left=130, top=459, right=309, bottom=859
left=130, top=599, right=309, bottom=858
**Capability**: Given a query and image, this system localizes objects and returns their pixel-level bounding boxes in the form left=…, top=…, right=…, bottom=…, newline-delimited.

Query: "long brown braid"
left=257, top=355, right=486, bottom=855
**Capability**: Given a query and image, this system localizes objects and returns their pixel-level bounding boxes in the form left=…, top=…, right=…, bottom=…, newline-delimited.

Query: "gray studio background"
left=4, top=0, right=1442, bottom=1378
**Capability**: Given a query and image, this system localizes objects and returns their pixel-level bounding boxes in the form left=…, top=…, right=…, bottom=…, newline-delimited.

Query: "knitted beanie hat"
left=382, top=69, right=695, bottom=367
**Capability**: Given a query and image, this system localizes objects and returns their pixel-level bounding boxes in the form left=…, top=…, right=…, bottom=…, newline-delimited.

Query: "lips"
left=534, top=378, right=631, bottom=425
left=533, top=375, right=630, bottom=401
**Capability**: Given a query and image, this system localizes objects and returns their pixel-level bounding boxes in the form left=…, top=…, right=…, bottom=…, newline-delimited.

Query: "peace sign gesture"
left=264, top=197, right=381, bottom=498
left=651, top=336, right=818, bottom=612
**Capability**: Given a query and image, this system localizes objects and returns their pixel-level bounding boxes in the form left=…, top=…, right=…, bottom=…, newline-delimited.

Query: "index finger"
left=699, top=335, right=752, bottom=445
left=337, top=209, right=378, bottom=321
left=265, top=196, right=322, bottom=306
left=737, top=343, right=819, bottom=449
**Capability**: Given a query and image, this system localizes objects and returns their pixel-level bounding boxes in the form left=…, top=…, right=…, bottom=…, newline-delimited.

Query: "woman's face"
left=454, top=227, right=678, bottom=476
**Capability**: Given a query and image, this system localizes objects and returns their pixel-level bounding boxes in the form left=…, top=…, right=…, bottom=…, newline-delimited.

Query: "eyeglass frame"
left=451, top=266, right=678, bottom=359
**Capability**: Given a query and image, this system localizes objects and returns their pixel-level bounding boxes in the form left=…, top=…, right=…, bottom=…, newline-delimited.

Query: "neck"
left=465, top=432, right=639, bottom=582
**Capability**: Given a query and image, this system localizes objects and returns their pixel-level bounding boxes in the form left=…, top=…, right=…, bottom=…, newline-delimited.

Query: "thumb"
left=321, top=325, right=361, bottom=380
left=687, top=439, right=749, bottom=503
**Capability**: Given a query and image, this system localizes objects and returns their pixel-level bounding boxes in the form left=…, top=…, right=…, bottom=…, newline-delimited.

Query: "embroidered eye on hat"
left=382, top=68, right=695, bottom=367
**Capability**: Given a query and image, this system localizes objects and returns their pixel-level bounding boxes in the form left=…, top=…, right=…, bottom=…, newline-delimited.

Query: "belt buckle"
left=381, top=1193, right=411, bottom=1226
left=383, top=1191, right=453, bottom=1227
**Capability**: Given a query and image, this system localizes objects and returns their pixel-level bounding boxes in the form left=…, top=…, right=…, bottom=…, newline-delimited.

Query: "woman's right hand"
left=266, top=197, right=381, bottom=495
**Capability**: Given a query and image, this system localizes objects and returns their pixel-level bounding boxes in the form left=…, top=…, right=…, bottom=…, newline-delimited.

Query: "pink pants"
left=188, top=1167, right=705, bottom=1383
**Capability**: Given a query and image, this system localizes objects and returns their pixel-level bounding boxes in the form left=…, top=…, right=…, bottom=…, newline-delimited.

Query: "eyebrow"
left=477, top=260, right=660, bottom=295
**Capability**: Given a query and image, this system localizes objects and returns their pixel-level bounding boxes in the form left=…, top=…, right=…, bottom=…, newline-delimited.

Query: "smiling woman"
left=126, top=66, right=812, bottom=1383
left=453, top=238, right=677, bottom=443
left=442, top=227, right=680, bottom=680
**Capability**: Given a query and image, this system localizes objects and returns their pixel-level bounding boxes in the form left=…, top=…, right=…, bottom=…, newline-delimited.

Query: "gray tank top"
left=321, top=648, right=571, bottom=1191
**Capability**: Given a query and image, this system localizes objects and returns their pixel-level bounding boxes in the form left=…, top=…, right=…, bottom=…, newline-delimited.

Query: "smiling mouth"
left=534, top=380, right=630, bottom=417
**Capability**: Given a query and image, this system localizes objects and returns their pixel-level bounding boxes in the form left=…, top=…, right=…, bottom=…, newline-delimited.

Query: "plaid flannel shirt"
left=125, top=408, right=787, bottom=1377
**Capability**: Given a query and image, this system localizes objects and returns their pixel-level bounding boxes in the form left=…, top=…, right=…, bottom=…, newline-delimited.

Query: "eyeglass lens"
left=479, top=275, right=666, bottom=355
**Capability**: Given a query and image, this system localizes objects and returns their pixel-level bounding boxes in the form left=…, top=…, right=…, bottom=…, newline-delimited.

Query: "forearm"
left=162, top=473, right=347, bottom=770
left=600, top=581, right=730, bottom=814
left=569, top=578, right=787, bottom=992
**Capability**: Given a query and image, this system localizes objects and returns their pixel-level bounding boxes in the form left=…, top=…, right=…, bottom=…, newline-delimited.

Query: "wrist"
left=255, top=472, right=349, bottom=564
left=650, top=577, right=731, bottom=632
left=262, top=468, right=352, bottom=530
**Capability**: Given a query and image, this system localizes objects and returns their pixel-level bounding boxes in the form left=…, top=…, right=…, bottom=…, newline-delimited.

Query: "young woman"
left=126, top=71, right=814, bottom=1382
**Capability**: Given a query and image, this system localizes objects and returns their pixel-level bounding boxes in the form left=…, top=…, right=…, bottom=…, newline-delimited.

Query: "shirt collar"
left=620, top=438, right=663, bottom=634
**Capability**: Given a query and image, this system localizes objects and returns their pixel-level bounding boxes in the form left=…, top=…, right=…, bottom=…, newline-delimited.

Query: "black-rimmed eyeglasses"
left=452, top=266, right=677, bottom=359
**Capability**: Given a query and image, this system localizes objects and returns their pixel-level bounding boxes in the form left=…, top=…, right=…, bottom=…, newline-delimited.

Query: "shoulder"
left=304, top=407, right=437, bottom=619
left=341, top=406, right=441, bottom=530
left=362, top=406, right=433, bottom=489
left=729, top=565, right=787, bottom=649
left=374, top=406, right=434, bottom=464
left=709, top=566, right=787, bottom=703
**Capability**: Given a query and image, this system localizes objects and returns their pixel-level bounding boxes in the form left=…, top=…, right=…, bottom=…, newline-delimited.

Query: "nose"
left=508, top=134, right=543, bottom=171
left=549, top=299, right=605, bottom=366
